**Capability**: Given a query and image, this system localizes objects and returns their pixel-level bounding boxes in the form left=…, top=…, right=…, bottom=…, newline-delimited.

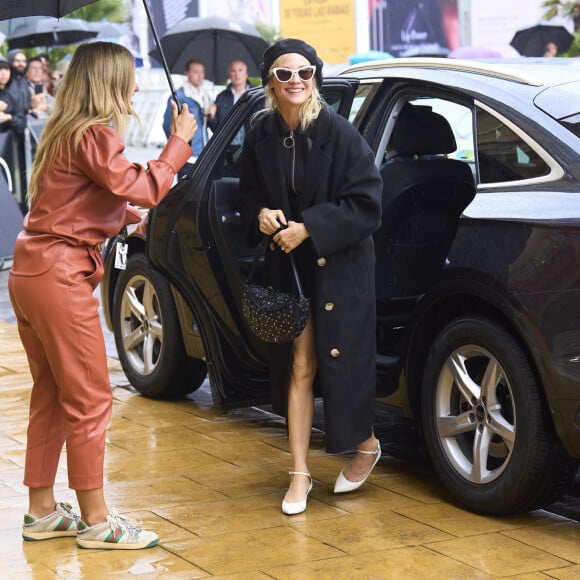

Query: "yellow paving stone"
left=393, top=502, right=562, bottom=537
left=264, top=545, right=492, bottom=579
left=211, top=573, right=272, bottom=580
left=291, top=510, right=452, bottom=553
left=111, top=398, right=213, bottom=428
left=103, top=447, right=235, bottom=482
left=371, top=468, right=448, bottom=504
left=162, top=527, right=344, bottom=575
left=0, top=374, right=33, bottom=389
left=505, top=573, right=560, bottom=580
left=107, top=425, right=219, bottom=454
left=105, top=413, right=152, bottom=436
left=185, top=463, right=293, bottom=499
left=104, top=476, right=227, bottom=511
left=315, top=482, right=423, bottom=515
left=547, top=564, right=580, bottom=579
left=428, top=532, right=570, bottom=576
left=188, top=416, right=287, bottom=443
left=153, top=493, right=346, bottom=537
left=502, top=521, right=580, bottom=564
left=55, top=549, right=209, bottom=579
left=191, top=438, right=293, bottom=468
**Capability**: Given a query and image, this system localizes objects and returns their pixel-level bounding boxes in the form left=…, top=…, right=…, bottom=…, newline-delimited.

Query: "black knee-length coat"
left=239, top=106, right=382, bottom=453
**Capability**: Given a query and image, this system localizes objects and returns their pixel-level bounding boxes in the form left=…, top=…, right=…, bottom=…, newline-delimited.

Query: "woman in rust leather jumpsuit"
left=8, top=42, right=197, bottom=550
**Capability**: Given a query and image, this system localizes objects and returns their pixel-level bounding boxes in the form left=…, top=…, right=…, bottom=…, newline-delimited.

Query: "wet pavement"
left=1, top=265, right=580, bottom=577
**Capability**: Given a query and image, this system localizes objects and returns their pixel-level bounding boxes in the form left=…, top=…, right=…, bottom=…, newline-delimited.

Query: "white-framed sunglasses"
left=271, top=65, right=316, bottom=83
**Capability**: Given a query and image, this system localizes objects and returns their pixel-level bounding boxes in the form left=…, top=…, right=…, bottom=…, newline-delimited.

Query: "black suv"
left=101, top=58, right=580, bottom=515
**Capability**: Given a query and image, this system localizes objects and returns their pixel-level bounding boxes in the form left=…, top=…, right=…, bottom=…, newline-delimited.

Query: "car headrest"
left=391, top=105, right=457, bottom=156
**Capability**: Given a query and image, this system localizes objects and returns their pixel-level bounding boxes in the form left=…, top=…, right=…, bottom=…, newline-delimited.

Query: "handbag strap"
left=248, top=235, right=305, bottom=299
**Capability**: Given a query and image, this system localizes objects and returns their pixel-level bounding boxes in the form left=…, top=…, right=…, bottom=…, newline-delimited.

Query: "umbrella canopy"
left=448, top=46, right=502, bottom=59
left=510, top=22, right=574, bottom=57
left=7, top=16, right=98, bottom=49
left=0, top=0, right=99, bottom=20
left=89, top=20, right=133, bottom=40
left=149, top=16, right=269, bottom=83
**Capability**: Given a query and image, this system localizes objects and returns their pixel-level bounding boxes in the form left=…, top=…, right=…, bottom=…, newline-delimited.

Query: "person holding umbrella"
left=162, top=58, right=215, bottom=166
left=239, top=39, right=383, bottom=515
left=9, top=41, right=197, bottom=549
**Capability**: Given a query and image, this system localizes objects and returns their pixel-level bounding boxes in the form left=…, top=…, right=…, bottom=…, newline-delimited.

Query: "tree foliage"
left=68, top=0, right=131, bottom=24
left=542, top=0, right=580, bottom=55
left=48, top=0, right=131, bottom=67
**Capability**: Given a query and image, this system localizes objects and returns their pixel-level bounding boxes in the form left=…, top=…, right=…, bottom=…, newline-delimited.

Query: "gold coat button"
left=269, top=242, right=276, bottom=252
left=317, top=257, right=327, bottom=267
left=324, top=302, right=334, bottom=311
left=330, top=348, right=340, bottom=358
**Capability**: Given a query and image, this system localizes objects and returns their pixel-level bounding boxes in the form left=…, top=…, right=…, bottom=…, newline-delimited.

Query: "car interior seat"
left=375, top=103, right=476, bottom=310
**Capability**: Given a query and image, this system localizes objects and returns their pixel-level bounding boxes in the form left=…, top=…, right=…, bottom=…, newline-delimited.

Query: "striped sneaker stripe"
left=54, top=516, right=74, bottom=531
left=105, top=528, right=125, bottom=543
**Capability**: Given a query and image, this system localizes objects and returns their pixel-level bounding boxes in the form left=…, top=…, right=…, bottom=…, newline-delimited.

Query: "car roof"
left=338, top=57, right=580, bottom=88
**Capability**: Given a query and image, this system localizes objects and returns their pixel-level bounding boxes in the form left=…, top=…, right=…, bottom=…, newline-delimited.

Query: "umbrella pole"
left=141, top=0, right=181, bottom=112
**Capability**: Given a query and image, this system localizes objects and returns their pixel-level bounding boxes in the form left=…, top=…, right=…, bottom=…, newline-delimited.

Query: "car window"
left=381, top=96, right=475, bottom=178
left=476, top=106, right=550, bottom=183
left=220, top=99, right=265, bottom=179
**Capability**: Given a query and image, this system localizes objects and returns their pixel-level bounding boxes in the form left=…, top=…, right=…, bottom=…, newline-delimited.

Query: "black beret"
left=260, top=38, right=323, bottom=87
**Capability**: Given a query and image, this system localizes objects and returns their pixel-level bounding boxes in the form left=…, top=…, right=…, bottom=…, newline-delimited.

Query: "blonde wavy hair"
left=263, top=56, right=323, bottom=130
left=28, top=42, right=138, bottom=203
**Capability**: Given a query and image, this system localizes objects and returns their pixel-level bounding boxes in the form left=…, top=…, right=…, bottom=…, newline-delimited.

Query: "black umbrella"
left=0, top=0, right=180, bottom=108
left=149, top=16, right=269, bottom=83
left=7, top=17, right=98, bottom=49
left=0, top=1, right=99, bottom=20
left=510, top=22, right=575, bottom=57
left=89, top=20, right=133, bottom=40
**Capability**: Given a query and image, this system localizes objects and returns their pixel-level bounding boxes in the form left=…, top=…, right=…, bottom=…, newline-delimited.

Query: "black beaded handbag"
left=242, top=244, right=309, bottom=344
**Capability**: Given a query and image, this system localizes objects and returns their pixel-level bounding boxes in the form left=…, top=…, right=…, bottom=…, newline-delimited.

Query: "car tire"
left=112, top=253, right=207, bottom=399
left=421, top=316, right=578, bottom=515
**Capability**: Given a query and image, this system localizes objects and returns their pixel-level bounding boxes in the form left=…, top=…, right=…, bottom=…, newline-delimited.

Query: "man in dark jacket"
left=208, top=60, right=252, bottom=143
left=7, top=50, right=30, bottom=124
left=0, top=59, right=26, bottom=135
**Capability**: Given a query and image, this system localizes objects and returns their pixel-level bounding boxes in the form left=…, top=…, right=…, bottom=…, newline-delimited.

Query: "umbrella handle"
left=142, top=0, right=181, bottom=113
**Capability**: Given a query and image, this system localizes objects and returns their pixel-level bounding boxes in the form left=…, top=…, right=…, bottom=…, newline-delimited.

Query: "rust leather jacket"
left=12, top=124, right=191, bottom=276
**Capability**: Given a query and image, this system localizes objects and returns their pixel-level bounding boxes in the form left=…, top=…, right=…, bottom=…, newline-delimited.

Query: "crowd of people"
left=161, top=56, right=253, bottom=174
left=0, top=49, right=65, bottom=202
left=0, top=45, right=254, bottom=199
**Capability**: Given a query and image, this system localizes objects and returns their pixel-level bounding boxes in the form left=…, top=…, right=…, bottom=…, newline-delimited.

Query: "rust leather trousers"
left=8, top=244, right=112, bottom=490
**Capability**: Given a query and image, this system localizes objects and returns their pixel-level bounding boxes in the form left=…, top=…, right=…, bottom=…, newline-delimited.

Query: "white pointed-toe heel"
left=334, top=441, right=381, bottom=494
left=281, top=471, right=313, bottom=515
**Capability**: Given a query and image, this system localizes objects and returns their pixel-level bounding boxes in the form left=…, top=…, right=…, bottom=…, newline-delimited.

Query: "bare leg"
left=28, top=487, right=57, bottom=518
left=76, top=488, right=109, bottom=526
left=343, top=433, right=380, bottom=482
left=284, top=314, right=317, bottom=503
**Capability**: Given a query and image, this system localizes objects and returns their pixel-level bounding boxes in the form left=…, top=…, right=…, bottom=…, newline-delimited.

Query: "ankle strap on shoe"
left=357, top=443, right=381, bottom=456
left=289, top=471, right=311, bottom=478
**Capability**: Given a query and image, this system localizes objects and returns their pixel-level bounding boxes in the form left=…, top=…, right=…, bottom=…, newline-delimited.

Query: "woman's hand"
left=170, top=100, right=197, bottom=144
left=258, top=207, right=287, bottom=235
left=274, top=221, right=309, bottom=253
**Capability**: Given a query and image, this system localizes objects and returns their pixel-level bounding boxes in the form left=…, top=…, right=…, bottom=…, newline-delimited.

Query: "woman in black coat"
left=239, top=39, right=383, bottom=516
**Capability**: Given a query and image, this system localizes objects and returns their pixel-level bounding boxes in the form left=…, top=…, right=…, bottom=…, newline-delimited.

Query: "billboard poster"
left=279, top=0, right=356, bottom=64
left=370, top=0, right=459, bottom=57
